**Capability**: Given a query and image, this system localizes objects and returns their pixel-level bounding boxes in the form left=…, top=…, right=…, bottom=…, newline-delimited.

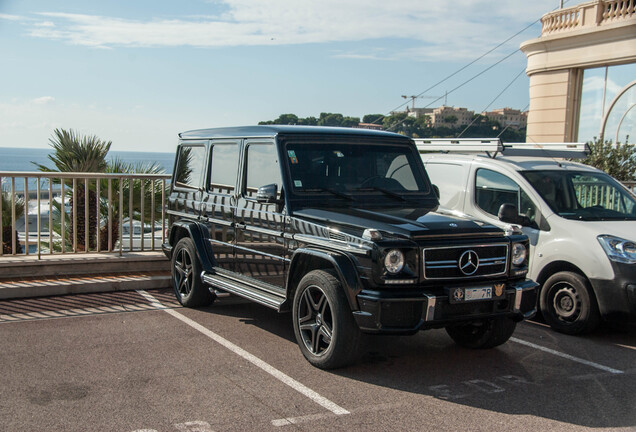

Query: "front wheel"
left=171, top=237, right=215, bottom=308
left=540, top=271, right=600, bottom=335
left=446, top=316, right=517, bottom=349
left=292, top=270, right=362, bottom=369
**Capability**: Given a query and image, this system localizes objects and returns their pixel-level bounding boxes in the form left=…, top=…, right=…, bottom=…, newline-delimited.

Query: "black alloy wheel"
left=171, top=237, right=215, bottom=307
left=293, top=270, right=362, bottom=369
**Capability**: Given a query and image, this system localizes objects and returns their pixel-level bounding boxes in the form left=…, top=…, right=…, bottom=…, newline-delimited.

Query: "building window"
left=578, top=63, right=636, bottom=144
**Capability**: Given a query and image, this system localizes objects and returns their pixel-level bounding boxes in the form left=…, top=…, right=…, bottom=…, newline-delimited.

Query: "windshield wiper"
left=355, top=187, right=406, bottom=201
left=304, top=188, right=356, bottom=201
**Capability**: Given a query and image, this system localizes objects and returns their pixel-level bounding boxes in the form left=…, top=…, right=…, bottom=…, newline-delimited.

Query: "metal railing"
left=1, top=171, right=171, bottom=257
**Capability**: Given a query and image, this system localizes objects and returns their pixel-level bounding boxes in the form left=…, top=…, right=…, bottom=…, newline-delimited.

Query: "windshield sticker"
left=294, top=180, right=303, bottom=187
left=288, top=150, right=299, bottom=164
left=334, top=151, right=344, bottom=158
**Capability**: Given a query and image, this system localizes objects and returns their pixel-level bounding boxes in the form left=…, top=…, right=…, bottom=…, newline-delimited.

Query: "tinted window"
left=245, top=143, right=281, bottom=193
left=174, top=145, right=207, bottom=188
left=210, top=142, right=239, bottom=192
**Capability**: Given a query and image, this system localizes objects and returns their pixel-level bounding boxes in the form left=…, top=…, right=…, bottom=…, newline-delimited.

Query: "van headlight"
left=511, top=243, right=527, bottom=266
left=384, top=249, right=405, bottom=274
left=598, top=235, right=636, bottom=264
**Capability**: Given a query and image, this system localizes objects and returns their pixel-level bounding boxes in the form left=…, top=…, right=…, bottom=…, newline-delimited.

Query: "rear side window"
left=424, top=162, right=468, bottom=208
left=209, top=142, right=239, bottom=193
left=174, top=144, right=207, bottom=189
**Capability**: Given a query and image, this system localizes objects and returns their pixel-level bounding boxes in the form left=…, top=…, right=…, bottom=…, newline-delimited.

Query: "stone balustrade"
left=541, top=0, right=635, bottom=35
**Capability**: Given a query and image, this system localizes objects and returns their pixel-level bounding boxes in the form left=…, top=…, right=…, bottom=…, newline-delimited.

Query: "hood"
left=293, top=206, right=503, bottom=239
left=553, top=218, right=636, bottom=242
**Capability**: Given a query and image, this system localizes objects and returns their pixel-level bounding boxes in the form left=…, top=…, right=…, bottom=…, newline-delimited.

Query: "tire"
left=292, top=270, right=362, bottom=369
left=446, top=316, right=517, bottom=349
left=540, top=271, right=600, bottom=335
left=171, top=237, right=215, bottom=308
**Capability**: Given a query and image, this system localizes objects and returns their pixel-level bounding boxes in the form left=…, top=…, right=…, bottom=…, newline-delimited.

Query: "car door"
left=234, top=139, right=287, bottom=289
left=466, top=165, right=543, bottom=275
left=201, top=139, right=240, bottom=273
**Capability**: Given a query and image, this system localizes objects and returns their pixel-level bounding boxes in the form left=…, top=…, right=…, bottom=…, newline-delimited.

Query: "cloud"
left=12, top=1, right=554, bottom=59
left=33, top=96, right=55, bottom=105
left=0, top=13, right=24, bottom=21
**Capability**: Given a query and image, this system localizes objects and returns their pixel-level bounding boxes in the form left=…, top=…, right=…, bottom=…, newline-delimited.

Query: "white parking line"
left=510, top=337, right=624, bottom=374
left=137, top=290, right=350, bottom=416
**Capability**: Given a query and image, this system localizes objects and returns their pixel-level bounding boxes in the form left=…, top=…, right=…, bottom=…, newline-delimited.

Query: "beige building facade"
left=481, top=108, right=528, bottom=130
left=521, top=0, right=636, bottom=143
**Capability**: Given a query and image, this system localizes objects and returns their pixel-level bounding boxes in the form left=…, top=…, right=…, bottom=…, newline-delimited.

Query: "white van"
left=419, top=139, right=636, bottom=334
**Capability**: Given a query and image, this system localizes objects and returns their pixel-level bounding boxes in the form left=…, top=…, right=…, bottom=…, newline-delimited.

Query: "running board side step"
left=201, top=272, right=286, bottom=311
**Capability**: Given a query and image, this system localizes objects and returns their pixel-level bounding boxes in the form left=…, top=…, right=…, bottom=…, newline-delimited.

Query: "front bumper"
left=352, top=279, right=538, bottom=333
left=590, top=261, right=636, bottom=322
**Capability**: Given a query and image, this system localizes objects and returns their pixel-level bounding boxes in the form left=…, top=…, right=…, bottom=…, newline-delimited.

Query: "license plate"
left=465, top=287, right=492, bottom=301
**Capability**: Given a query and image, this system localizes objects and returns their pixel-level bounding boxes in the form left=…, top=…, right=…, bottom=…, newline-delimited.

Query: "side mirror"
left=498, top=203, right=531, bottom=226
left=432, top=184, right=440, bottom=200
left=256, top=184, right=279, bottom=204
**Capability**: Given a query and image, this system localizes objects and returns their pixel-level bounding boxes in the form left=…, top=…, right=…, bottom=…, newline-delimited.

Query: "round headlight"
left=512, top=243, right=527, bottom=266
left=384, top=249, right=405, bottom=274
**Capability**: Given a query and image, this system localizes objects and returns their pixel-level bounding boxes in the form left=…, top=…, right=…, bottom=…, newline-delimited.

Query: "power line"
left=387, top=48, right=521, bottom=131
left=457, top=67, right=527, bottom=138
left=381, top=0, right=574, bottom=124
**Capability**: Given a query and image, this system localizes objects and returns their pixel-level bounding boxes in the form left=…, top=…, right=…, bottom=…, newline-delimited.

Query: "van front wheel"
left=540, top=271, right=599, bottom=335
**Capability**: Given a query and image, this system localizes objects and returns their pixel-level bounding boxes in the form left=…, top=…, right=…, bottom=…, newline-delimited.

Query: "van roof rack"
left=414, top=138, right=589, bottom=159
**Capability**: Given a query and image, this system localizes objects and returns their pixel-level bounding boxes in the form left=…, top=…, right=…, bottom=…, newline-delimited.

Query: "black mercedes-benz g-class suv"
left=163, top=125, right=538, bottom=369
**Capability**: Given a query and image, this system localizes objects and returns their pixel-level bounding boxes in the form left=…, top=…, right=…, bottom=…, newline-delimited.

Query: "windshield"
left=284, top=141, right=430, bottom=200
left=522, top=170, right=636, bottom=221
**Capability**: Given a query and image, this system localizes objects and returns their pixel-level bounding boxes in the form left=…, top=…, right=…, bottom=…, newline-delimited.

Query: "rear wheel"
left=171, top=237, right=215, bottom=307
left=293, top=270, right=362, bottom=369
left=446, top=316, right=517, bottom=349
left=540, top=271, right=599, bottom=335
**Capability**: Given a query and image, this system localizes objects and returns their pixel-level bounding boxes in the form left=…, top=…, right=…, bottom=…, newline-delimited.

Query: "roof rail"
left=414, top=138, right=502, bottom=154
left=414, top=138, right=589, bottom=159
left=501, top=142, right=589, bottom=158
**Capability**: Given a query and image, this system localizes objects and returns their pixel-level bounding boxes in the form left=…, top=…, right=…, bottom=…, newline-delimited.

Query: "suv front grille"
left=423, top=244, right=508, bottom=279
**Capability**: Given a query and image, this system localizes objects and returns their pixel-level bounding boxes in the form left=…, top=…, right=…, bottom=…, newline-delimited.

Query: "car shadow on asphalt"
left=195, top=294, right=635, bottom=429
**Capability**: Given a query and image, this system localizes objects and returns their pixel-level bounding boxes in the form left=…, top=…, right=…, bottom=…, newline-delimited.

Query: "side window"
left=174, top=145, right=207, bottom=189
left=244, top=143, right=281, bottom=197
left=209, top=142, right=239, bottom=193
left=475, top=169, right=537, bottom=221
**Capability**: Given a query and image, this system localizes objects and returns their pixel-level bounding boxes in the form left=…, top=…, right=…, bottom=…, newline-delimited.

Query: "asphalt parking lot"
left=1, top=288, right=635, bottom=432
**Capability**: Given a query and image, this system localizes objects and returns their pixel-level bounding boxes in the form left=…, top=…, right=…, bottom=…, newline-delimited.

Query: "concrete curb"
left=0, top=252, right=172, bottom=300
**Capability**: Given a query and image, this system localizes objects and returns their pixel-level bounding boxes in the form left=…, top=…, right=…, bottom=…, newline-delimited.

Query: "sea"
left=0, top=147, right=175, bottom=173
left=0, top=146, right=175, bottom=193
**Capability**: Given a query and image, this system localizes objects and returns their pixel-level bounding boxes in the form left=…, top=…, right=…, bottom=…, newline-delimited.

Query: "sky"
left=0, top=0, right=564, bottom=152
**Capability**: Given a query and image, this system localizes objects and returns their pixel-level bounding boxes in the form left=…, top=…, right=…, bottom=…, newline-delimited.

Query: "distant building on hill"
left=356, top=122, right=384, bottom=130
left=481, top=108, right=528, bottom=130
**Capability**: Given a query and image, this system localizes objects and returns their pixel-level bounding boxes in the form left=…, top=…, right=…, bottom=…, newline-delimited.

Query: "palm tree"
left=34, top=128, right=111, bottom=251
left=100, top=158, right=166, bottom=251
left=1, top=190, right=25, bottom=254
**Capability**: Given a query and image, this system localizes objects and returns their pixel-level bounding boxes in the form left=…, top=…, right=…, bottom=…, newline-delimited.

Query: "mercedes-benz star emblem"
left=458, top=250, right=479, bottom=275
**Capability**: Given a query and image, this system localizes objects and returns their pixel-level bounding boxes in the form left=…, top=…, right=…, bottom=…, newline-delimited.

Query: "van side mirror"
left=256, top=184, right=279, bottom=204
left=498, top=203, right=531, bottom=226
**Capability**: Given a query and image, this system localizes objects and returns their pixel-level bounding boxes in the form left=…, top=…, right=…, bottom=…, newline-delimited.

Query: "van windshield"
left=284, top=141, right=431, bottom=200
left=522, top=170, right=636, bottom=221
